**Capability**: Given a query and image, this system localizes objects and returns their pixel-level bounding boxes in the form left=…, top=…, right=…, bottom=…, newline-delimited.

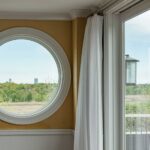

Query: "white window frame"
left=0, top=27, right=71, bottom=125
left=104, top=12, right=123, bottom=150
left=104, top=1, right=150, bottom=150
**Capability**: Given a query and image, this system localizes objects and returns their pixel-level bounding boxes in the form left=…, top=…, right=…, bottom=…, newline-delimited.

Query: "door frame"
left=103, top=1, right=150, bottom=150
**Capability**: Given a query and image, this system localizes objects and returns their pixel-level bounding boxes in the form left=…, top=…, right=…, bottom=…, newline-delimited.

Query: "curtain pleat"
left=74, top=14, right=103, bottom=150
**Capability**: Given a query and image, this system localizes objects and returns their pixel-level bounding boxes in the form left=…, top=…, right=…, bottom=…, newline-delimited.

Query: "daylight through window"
left=125, top=10, right=150, bottom=150
left=0, top=39, right=59, bottom=116
left=0, top=27, right=71, bottom=124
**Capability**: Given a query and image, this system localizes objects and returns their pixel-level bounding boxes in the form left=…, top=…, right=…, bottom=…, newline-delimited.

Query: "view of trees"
left=126, top=84, right=150, bottom=132
left=0, top=82, right=58, bottom=103
left=126, top=84, right=150, bottom=95
left=126, top=84, right=150, bottom=114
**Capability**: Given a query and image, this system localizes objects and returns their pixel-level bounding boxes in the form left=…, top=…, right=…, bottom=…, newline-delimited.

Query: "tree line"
left=0, top=82, right=58, bottom=103
left=126, top=84, right=150, bottom=95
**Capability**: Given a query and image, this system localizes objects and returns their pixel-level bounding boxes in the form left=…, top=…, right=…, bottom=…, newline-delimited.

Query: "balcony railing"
left=125, top=114, right=150, bottom=150
left=126, top=114, right=150, bottom=134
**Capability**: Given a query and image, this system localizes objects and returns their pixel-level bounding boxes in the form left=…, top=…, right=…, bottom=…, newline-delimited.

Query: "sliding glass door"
left=124, top=10, right=150, bottom=150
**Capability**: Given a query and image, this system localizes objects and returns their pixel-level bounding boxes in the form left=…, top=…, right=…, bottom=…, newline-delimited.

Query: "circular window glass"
left=0, top=39, right=60, bottom=116
left=0, top=27, right=71, bottom=124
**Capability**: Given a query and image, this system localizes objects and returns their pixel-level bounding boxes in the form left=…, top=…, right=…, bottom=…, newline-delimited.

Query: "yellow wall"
left=0, top=18, right=86, bottom=129
left=72, top=18, right=86, bottom=125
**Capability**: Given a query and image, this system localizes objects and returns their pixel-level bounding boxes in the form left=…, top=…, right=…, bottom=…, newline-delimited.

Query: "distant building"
left=9, top=78, right=12, bottom=83
left=34, top=78, right=38, bottom=84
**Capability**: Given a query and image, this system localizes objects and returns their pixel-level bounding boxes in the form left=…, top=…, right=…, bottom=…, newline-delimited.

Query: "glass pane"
left=0, top=39, right=59, bottom=116
left=125, top=10, right=150, bottom=150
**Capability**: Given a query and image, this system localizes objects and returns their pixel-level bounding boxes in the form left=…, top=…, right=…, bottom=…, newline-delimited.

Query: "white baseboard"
left=0, top=129, right=74, bottom=150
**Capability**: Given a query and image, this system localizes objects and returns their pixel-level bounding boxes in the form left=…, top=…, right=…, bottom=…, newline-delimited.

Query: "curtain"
left=74, top=14, right=103, bottom=150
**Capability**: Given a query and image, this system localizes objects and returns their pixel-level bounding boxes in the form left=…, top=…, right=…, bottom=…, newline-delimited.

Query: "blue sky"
left=0, top=39, right=59, bottom=84
left=125, top=10, right=150, bottom=84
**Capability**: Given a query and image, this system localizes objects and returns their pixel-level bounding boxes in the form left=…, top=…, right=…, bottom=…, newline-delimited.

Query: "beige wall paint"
left=0, top=18, right=86, bottom=129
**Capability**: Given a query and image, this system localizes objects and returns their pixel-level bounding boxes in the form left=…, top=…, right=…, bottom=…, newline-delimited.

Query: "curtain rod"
left=87, top=0, right=144, bottom=17
left=119, top=0, right=144, bottom=13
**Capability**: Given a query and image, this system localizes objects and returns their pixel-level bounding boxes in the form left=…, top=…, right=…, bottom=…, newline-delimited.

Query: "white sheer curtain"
left=74, top=14, right=103, bottom=150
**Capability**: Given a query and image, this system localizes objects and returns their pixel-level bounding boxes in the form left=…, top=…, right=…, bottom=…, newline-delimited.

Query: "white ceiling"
left=0, top=0, right=114, bottom=19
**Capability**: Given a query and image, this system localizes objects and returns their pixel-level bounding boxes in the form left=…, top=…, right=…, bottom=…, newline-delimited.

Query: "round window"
left=0, top=28, right=71, bottom=124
